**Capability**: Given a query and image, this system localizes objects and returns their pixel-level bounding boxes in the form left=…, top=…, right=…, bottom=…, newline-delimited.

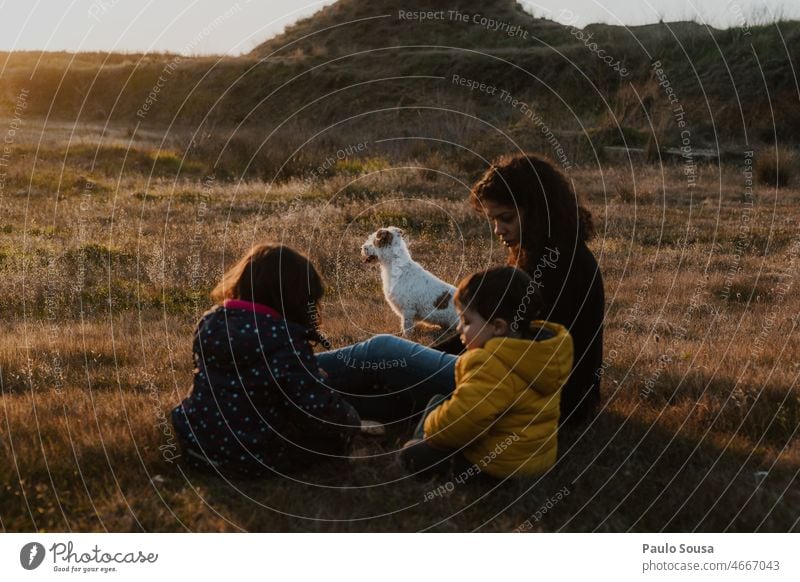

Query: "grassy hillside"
left=1, top=121, right=798, bottom=531
left=250, top=0, right=569, bottom=57
left=0, top=0, right=798, bottom=532
left=1, top=0, right=797, bottom=164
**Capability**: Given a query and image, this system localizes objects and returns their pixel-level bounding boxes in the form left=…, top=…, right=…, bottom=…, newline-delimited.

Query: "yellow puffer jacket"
left=424, top=321, right=573, bottom=478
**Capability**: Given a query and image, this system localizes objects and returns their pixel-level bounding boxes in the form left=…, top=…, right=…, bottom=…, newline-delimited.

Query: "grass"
left=755, top=147, right=797, bottom=188
left=0, top=118, right=798, bottom=532
left=1, top=0, right=798, bottom=533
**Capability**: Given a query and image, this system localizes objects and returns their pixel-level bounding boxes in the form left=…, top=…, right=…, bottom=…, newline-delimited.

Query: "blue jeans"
left=317, top=334, right=457, bottom=424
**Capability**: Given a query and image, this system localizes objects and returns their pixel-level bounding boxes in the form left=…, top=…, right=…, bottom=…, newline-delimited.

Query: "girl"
left=171, top=243, right=360, bottom=478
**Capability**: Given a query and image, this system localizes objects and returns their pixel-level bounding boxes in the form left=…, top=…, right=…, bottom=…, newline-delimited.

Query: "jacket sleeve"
left=423, top=350, right=512, bottom=450
left=274, top=336, right=361, bottom=434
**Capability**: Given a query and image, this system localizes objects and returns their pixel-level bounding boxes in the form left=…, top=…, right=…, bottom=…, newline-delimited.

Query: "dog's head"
left=362, top=226, right=406, bottom=264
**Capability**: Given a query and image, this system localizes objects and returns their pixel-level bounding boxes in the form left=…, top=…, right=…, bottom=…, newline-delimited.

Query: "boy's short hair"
left=454, top=267, right=544, bottom=334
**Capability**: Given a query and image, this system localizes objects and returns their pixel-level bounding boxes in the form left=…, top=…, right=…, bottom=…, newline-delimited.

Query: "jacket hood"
left=482, top=320, right=573, bottom=396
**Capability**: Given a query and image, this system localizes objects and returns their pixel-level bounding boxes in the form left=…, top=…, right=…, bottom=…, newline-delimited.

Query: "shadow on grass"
left=181, top=400, right=798, bottom=532
left=2, top=374, right=796, bottom=532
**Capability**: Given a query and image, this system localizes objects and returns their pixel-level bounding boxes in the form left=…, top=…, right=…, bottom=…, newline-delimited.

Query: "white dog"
left=362, top=226, right=459, bottom=336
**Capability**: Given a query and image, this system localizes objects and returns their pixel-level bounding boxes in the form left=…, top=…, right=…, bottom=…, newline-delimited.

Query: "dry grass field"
left=0, top=116, right=798, bottom=532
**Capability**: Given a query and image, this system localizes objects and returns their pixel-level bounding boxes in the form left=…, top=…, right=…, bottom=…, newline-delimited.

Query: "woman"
left=317, top=153, right=604, bottom=426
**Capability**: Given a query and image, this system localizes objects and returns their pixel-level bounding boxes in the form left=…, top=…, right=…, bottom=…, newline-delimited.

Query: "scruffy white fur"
left=362, top=226, right=459, bottom=336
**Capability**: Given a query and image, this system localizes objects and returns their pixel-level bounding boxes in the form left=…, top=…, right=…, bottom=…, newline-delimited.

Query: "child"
left=171, top=243, right=360, bottom=478
left=400, top=266, right=573, bottom=479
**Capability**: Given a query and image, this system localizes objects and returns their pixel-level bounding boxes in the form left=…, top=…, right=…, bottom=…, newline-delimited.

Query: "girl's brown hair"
left=211, top=243, right=324, bottom=332
left=469, top=153, right=595, bottom=269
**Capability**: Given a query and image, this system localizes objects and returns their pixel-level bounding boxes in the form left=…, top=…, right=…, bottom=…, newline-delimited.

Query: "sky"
left=0, top=0, right=797, bottom=56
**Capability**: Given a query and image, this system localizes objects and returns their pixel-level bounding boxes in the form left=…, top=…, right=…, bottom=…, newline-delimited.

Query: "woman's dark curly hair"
left=469, top=153, right=595, bottom=270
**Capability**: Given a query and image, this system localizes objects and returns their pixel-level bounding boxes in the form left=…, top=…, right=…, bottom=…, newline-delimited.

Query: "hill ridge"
left=250, top=0, right=569, bottom=58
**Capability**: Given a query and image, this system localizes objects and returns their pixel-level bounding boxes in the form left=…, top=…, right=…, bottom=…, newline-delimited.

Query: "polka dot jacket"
left=171, top=301, right=360, bottom=477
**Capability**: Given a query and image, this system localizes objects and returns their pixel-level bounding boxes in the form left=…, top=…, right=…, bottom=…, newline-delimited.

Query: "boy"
left=400, top=266, right=573, bottom=479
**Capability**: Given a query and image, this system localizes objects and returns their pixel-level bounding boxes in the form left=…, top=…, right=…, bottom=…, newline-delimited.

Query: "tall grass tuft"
left=755, top=147, right=796, bottom=187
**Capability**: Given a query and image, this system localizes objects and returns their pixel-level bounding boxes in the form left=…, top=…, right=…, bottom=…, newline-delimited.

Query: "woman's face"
left=483, top=200, right=522, bottom=249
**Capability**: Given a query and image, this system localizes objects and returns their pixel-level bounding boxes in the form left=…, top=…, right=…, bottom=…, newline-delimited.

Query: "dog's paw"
left=401, top=317, right=416, bottom=337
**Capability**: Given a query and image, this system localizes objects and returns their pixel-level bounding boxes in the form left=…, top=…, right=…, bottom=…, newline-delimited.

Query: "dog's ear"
left=375, top=228, right=393, bottom=248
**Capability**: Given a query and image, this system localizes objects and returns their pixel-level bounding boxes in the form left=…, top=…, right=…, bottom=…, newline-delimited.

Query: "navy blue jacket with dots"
left=171, top=301, right=360, bottom=477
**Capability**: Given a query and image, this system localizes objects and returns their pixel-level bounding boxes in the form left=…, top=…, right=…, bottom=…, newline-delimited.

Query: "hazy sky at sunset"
left=0, top=0, right=796, bottom=55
